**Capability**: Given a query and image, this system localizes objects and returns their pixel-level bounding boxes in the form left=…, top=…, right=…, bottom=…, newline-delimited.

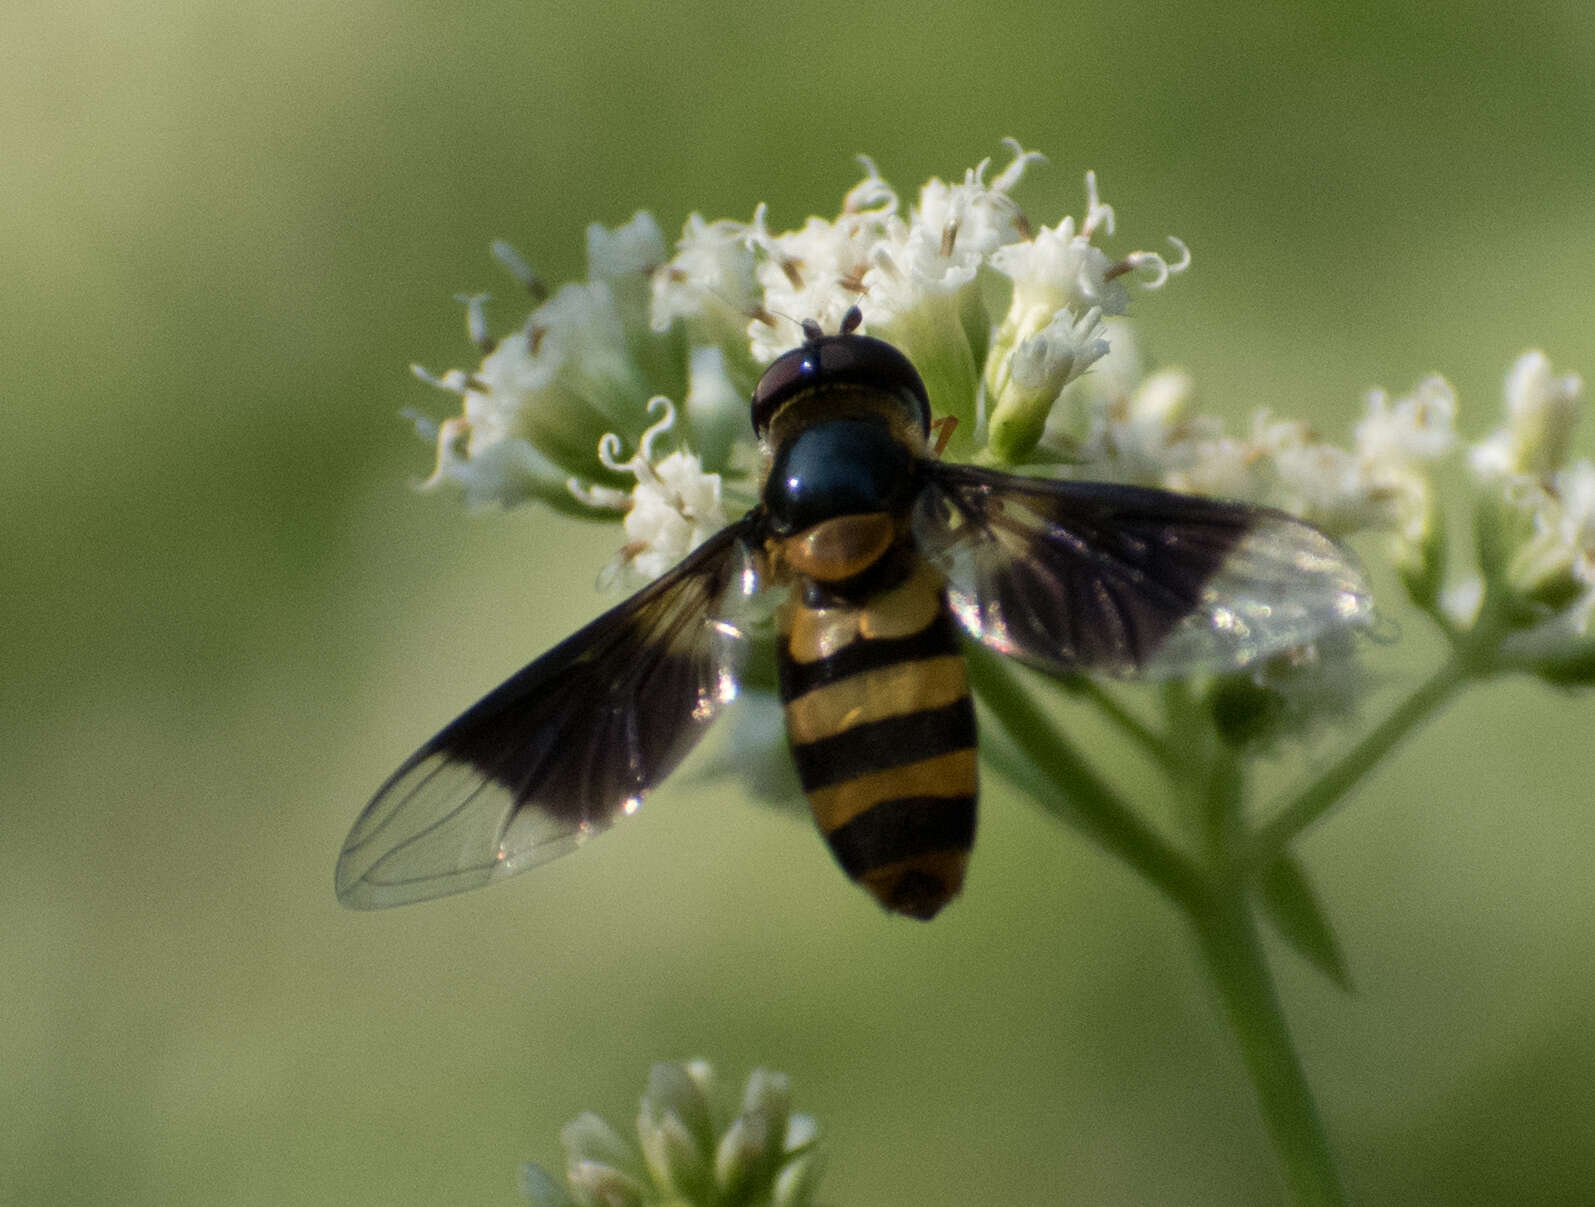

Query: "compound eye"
left=750, top=332, right=932, bottom=436
left=817, top=336, right=930, bottom=432
left=817, top=336, right=892, bottom=382
left=751, top=347, right=816, bottom=435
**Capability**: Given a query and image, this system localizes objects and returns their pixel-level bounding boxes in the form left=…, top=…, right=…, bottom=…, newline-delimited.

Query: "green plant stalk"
left=1193, top=719, right=1346, bottom=1205
left=966, top=645, right=1205, bottom=914
left=970, top=647, right=1350, bottom=1203
left=1202, top=738, right=1245, bottom=863
left=1190, top=888, right=1347, bottom=1207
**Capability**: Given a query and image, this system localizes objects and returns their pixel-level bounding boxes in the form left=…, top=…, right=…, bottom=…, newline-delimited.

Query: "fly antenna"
left=799, top=305, right=863, bottom=344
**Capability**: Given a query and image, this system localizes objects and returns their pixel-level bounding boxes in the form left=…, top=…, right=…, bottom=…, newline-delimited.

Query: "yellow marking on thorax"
left=781, top=560, right=946, bottom=663
left=780, top=513, right=897, bottom=583
left=785, top=655, right=967, bottom=746
left=804, top=748, right=978, bottom=833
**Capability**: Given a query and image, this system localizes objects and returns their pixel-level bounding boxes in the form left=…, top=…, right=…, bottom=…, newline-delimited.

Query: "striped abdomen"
left=777, top=558, right=978, bottom=920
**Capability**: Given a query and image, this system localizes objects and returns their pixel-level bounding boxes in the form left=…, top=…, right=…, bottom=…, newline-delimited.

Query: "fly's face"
left=337, top=310, right=1373, bottom=918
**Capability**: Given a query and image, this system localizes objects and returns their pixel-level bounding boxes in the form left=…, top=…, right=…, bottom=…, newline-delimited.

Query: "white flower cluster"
left=407, top=142, right=1187, bottom=577
left=1046, top=333, right=1592, bottom=652
left=404, top=144, right=1592, bottom=669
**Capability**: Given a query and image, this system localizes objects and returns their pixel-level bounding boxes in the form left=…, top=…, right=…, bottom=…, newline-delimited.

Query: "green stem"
left=1243, top=653, right=1472, bottom=874
left=965, top=645, right=1205, bottom=914
left=1191, top=889, right=1347, bottom=1207
left=1202, top=738, right=1246, bottom=867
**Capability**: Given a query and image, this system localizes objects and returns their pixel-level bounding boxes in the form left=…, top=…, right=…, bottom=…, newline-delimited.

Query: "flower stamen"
left=490, top=239, right=548, bottom=300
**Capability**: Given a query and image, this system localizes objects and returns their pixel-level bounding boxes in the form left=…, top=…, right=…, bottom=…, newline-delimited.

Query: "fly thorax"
left=763, top=416, right=919, bottom=537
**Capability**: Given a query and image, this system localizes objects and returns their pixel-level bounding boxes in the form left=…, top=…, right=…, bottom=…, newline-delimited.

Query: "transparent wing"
left=914, top=462, right=1372, bottom=678
left=336, top=519, right=759, bottom=908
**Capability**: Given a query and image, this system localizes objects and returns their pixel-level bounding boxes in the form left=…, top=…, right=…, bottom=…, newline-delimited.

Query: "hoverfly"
left=337, top=308, right=1370, bottom=919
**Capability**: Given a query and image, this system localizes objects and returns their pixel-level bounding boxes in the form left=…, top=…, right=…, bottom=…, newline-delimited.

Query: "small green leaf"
left=1530, top=641, right=1595, bottom=686
left=1256, top=854, right=1353, bottom=992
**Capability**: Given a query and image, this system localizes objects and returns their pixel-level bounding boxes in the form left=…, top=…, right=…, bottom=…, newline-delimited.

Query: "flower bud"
left=636, top=1062, right=715, bottom=1199
left=773, top=1151, right=823, bottom=1207
left=712, top=1069, right=792, bottom=1199
left=564, top=1160, right=646, bottom=1207
left=560, top=1111, right=640, bottom=1174
left=1471, top=350, right=1583, bottom=480
left=713, top=1113, right=772, bottom=1200
left=985, top=307, right=1109, bottom=463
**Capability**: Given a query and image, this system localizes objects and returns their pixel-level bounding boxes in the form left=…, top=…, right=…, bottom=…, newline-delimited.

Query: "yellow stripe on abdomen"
left=784, top=655, right=966, bottom=746
left=803, top=747, right=977, bottom=833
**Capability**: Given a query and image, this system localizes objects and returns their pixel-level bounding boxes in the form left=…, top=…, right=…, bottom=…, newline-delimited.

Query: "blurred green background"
left=7, top=1, right=1595, bottom=1203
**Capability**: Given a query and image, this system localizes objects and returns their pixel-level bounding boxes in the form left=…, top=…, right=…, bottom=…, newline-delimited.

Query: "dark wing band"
left=913, top=462, right=1372, bottom=679
left=336, top=519, right=758, bottom=908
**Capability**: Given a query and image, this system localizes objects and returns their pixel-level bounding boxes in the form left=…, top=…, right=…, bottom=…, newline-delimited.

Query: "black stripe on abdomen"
left=789, top=699, right=976, bottom=791
left=825, top=794, right=977, bottom=880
